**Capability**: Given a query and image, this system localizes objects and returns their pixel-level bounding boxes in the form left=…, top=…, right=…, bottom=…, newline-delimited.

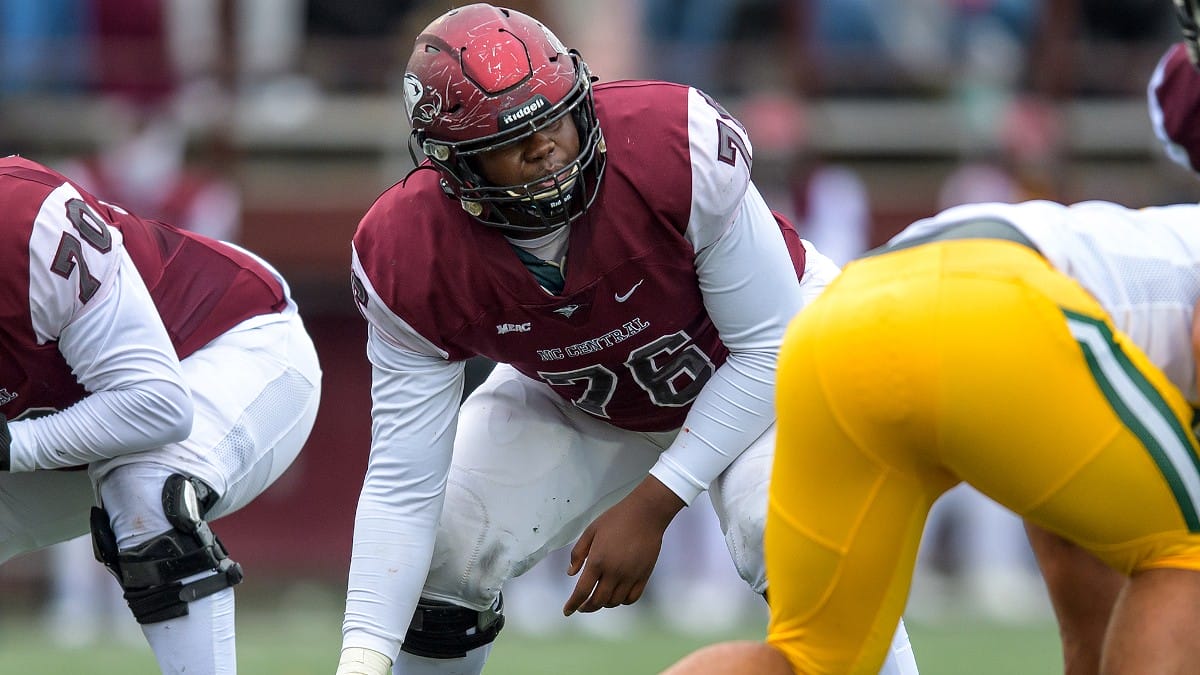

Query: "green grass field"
left=0, top=585, right=1062, bottom=674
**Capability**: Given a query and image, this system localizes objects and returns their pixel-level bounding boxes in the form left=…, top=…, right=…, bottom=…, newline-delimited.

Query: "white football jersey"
left=891, top=199, right=1200, bottom=403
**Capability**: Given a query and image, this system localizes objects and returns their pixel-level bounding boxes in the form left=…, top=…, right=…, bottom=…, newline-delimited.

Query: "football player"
left=336, top=4, right=918, bottom=675
left=665, top=199, right=1200, bottom=674
left=0, top=155, right=322, bottom=673
left=1012, top=4, right=1200, bottom=673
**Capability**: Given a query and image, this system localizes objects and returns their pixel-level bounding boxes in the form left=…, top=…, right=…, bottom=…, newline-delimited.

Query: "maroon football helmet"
left=403, top=3, right=606, bottom=233
left=1150, top=42, right=1200, bottom=175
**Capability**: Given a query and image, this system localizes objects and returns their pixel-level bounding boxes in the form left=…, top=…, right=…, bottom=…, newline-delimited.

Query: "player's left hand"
left=563, top=476, right=685, bottom=616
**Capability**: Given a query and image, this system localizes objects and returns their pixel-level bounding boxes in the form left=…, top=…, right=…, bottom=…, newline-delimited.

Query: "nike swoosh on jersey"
left=615, top=279, right=644, bottom=302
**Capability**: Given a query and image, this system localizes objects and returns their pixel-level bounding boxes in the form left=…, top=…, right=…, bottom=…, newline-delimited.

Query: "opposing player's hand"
left=335, top=647, right=392, bottom=675
left=563, top=476, right=685, bottom=616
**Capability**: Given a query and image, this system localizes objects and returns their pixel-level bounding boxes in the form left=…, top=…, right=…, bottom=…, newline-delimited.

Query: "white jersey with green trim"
left=891, top=199, right=1200, bottom=404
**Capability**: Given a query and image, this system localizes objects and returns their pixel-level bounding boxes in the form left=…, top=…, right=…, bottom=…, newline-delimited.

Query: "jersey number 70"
left=50, top=198, right=113, bottom=303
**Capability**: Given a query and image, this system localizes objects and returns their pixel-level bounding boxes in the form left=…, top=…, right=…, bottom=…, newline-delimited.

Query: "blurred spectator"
left=309, top=0, right=561, bottom=93
left=0, top=0, right=92, bottom=94
left=59, top=100, right=241, bottom=243
left=637, top=1, right=812, bottom=96
left=806, top=0, right=1040, bottom=95
left=739, top=90, right=872, bottom=266
left=552, top=1, right=641, bottom=81
left=166, top=0, right=318, bottom=129
left=640, top=0, right=743, bottom=91
left=940, top=95, right=1066, bottom=209
left=937, top=160, right=1025, bottom=207
left=42, top=535, right=141, bottom=647
left=162, top=0, right=305, bottom=94
left=91, top=0, right=175, bottom=103
left=47, top=0, right=245, bottom=240
left=304, top=0, right=417, bottom=92
left=1071, top=0, right=1177, bottom=95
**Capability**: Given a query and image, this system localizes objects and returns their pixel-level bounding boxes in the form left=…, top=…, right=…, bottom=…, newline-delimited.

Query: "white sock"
left=878, top=619, right=920, bottom=675
left=142, top=576, right=236, bottom=675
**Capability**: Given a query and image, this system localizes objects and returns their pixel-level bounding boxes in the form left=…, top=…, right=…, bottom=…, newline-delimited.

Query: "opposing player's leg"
left=660, top=640, right=793, bottom=675
left=765, top=240, right=1154, bottom=672
left=770, top=290, right=950, bottom=673
left=1103, top=567, right=1200, bottom=672
left=91, top=308, right=320, bottom=674
left=710, top=426, right=920, bottom=674
left=1025, top=522, right=1123, bottom=675
left=933, top=243, right=1200, bottom=673
left=393, top=364, right=676, bottom=675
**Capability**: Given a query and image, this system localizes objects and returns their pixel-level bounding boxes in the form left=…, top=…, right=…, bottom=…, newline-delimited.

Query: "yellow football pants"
left=768, top=239, right=1200, bottom=674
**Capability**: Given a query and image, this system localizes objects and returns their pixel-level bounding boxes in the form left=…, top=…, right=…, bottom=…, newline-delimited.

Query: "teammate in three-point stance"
left=0, top=155, right=321, bottom=674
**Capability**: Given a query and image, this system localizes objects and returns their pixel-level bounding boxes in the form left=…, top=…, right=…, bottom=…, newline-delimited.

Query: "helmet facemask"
left=403, top=1, right=609, bottom=234
left=411, top=52, right=606, bottom=234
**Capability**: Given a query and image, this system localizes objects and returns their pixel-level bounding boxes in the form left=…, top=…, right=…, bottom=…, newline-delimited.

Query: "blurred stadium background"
left=0, top=0, right=1191, bottom=672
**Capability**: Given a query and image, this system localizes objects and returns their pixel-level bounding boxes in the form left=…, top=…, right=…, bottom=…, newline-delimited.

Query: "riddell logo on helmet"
left=499, top=96, right=551, bottom=130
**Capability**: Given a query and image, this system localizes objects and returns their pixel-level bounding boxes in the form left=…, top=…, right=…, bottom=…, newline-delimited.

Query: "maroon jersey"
left=0, top=156, right=285, bottom=418
left=1151, top=42, right=1200, bottom=174
left=353, top=82, right=805, bottom=432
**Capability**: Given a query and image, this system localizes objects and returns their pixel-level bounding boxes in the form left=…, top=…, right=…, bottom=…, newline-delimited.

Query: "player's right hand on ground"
left=336, top=647, right=392, bottom=675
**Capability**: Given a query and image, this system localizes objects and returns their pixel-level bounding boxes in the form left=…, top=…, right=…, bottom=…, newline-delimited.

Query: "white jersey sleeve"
left=681, top=87, right=754, bottom=253
left=7, top=183, right=192, bottom=471
left=351, top=246, right=448, bottom=358
left=343, top=248, right=466, bottom=659
left=649, top=168, right=813, bottom=505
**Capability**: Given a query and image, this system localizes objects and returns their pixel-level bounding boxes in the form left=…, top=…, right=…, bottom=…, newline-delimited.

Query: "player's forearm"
left=663, top=178, right=805, bottom=505
left=342, top=493, right=443, bottom=661
left=650, top=349, right=777, bottom=505
left=6, top=380, right=192, bottom=471
left=340, top=343, right=460, bottom=654
left=342, top=406, right=456, bottom=660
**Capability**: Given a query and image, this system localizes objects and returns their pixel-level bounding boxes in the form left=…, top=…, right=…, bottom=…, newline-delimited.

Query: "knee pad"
left=90, top=473, right=243, bottom=624
left=400, top=594, right=505, bottom=659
